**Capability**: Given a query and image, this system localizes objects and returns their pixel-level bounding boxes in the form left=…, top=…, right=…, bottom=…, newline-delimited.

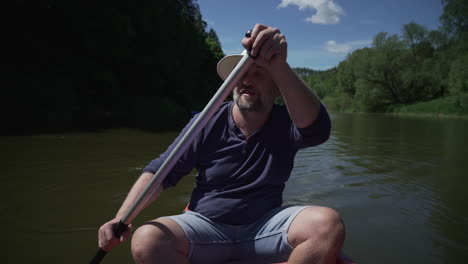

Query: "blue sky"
left=197, top=0, right=445, bottom=70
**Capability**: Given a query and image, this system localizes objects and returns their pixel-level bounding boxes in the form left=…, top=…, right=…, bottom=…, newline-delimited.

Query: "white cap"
left=216, top=50, right=248, bottom=80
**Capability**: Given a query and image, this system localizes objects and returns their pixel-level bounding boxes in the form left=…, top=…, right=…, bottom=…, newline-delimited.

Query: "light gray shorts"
left=165, top=205, right=310, bottom=264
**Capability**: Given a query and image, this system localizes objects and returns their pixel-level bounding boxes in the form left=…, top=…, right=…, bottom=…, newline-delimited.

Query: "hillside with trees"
left=300, top=0, right=468, bottom=116
left=4, top=0, right=224, bottom=134
left=5, top=0, right=467, bottom=135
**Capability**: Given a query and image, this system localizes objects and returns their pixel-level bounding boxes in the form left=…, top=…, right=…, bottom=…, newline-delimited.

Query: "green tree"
left=206, top=29, right=225, bottom=60
left=370, top=33, right=407, bottom=103
left=274, top=0, right=468, bottom=115
left=294, top=68, right=318, bottom=79
left=441, top=0, right=468, bottom=36
left=336, top=59, right=357, bottom=97
left=6, top=0, right=225, bottom=134
left=427, top=30, right=450, bottom=49
left=402, top=21, right=429, bottom=55
left=448, top=54, right=468, bottom=94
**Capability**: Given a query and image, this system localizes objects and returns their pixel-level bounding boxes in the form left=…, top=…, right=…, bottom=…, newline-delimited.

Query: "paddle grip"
left=114, top=220, right=129, bottom=237
left=89, top=221, right=128, bottom=264
left=89, top=248, right=107, bottom=264
left=245, top=29, right=257, bottom=59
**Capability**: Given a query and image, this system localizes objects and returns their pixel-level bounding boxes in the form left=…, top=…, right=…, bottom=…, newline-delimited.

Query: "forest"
left=4, top=0, right=467, bottom=135
left=302, top=0, right=468, bottom=116
left=5, top=0, right=224, bottom=134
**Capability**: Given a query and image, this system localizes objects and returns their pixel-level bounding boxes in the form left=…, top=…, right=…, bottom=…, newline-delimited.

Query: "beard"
left=233, top=87, right=265, bottom=113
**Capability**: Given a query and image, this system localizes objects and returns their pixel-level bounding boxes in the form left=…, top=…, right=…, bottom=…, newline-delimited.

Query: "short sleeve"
left=291, top=103, right=331, bottom=149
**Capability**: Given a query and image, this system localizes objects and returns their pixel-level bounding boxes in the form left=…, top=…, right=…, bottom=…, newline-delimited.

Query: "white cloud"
left=325, top=40, right=351, bottom=53
left=278, top=0, right=345, bottom=24
left=325, top=39, right=372, bottom=54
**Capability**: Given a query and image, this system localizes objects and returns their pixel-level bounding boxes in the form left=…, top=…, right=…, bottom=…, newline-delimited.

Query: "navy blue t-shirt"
left=144, top=101, right=331, bottom=225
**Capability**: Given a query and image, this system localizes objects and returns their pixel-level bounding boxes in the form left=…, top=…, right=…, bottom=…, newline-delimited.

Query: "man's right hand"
left=98, top=218, right=133, bottom=252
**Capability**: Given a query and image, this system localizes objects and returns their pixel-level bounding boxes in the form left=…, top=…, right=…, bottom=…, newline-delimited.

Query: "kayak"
left=273, top=251, right=356, bottom=264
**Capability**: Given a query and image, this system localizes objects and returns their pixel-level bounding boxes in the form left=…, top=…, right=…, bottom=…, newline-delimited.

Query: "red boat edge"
left=272, top=251, right=356, bottom=264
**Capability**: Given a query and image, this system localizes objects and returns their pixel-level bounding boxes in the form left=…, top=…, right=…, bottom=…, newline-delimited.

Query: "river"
left=3, top=112, right=468, bottom=263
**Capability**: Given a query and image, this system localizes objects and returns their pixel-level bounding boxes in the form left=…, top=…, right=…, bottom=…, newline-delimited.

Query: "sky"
left=197, top=0, right=445, bottom=70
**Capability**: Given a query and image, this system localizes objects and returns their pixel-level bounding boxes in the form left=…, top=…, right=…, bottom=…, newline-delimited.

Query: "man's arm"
left=98, top=172, right=163, bottom=252
left=243, top=24, right=322, bottom=128
left=270, top=62, right=321, bottom=128
left=97, top=114, right=200, bottom=252
left=115, top=172, right=163, bottom=219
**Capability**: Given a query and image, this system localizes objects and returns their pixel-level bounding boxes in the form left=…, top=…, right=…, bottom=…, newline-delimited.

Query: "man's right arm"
left=115, top=172, right=163, bottom=219
left=97, top=114, right=201, bottom=252
left=98, top=172, right=164, bottom=252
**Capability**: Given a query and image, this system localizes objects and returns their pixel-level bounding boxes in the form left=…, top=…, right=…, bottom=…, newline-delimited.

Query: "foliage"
left=448, top=54, right=468, bottom=94
left=300, top=0, right=468, bottom=116
left=302, top=68, right=338, bottom=98
left=387, top=93, right=468, bottom=115
left=440, top=0, right=468, bottom=36
left=5, top=0, right=224, bottom=134
left=294, top=67, right=319, bottom=79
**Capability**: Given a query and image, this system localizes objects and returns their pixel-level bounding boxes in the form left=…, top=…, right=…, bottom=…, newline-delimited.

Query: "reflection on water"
left=2, top=113, right=468, bottom=263
left=285, top=113, right=468, bottom=263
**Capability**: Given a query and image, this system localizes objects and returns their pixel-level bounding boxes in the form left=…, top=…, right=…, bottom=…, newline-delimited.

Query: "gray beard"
left=233, top=92, right=264, bottom=113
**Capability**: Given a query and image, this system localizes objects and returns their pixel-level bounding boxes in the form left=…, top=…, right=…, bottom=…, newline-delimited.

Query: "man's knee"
left=131, top=218, right=188, bottom=262
left=288, top=206, right=345, bottom=247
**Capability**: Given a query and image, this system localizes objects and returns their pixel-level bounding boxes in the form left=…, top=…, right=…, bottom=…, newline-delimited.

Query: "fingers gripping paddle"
left=89, top=221, right=128, bottom=264
left=89, top=31, right=255, bottom=264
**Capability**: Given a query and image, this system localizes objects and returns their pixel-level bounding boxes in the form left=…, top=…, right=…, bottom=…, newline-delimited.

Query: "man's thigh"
left=166, top=206, right=310, bottom=264
left=287, top=206, right=344, bottom=248
left=166, top=210, right=234, bottom=263
left=239, top=205, right=310, bottom=262
left=133, top=217, right=190, bottom=257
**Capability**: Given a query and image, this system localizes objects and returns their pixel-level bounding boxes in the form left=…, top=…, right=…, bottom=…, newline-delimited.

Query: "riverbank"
left=323, top=93, right=468, bottom=118
left=386, top=93, right=468, bottom=117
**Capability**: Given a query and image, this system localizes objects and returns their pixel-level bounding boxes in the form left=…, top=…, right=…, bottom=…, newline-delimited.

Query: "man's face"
left=233, top=64, right=279, bottom=113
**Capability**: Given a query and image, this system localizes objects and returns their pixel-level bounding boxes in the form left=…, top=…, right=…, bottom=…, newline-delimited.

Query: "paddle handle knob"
left=244, top=29, right=256, bottom=59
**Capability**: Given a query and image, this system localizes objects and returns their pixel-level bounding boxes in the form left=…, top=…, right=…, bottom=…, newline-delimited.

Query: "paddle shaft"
left=89, top=51, right=253, bottom=264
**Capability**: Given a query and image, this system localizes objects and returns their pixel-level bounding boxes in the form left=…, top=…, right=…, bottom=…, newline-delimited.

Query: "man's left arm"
left=274, top=62, right=331, bottom=148
left=243, top=24, right=322, bottom=128
left=270, top=62, right=321, bottom=128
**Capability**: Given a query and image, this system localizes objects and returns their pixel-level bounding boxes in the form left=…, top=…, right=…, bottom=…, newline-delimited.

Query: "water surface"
left=3, top=113, right=468, bottom=263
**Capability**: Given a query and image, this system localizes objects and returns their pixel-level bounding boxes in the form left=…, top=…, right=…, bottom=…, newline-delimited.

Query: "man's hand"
left=241, top=24, right=288, bottom=71
left=242, top=24, right=323, bottom=129
left=98, top=218, right=133, bottom=252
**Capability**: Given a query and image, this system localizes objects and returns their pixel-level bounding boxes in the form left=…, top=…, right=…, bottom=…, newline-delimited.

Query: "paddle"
left=89, top=34, right=254, bottom=264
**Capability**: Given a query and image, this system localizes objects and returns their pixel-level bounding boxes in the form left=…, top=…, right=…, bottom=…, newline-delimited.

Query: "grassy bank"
left=387, top=93, right=468, bottom=117
left=322, top=93, right=468, bottom=117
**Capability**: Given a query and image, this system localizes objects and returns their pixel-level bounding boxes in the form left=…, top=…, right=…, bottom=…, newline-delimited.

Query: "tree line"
left=4, top=0, right=224, bottom=134
left=5, top=1, right=467, bottom=135
left=302, top=0, right=468, bottom=115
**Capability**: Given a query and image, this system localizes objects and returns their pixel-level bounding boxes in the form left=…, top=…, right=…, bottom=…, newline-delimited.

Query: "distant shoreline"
left=323, top=93, right=468, bottom=118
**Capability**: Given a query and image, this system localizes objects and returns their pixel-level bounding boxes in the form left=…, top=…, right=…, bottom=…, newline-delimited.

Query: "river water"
left=3, top=113, right=468, bottom=263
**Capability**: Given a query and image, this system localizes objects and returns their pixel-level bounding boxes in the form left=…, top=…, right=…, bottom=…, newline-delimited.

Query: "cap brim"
left=217, top=54, right=243, bottom=81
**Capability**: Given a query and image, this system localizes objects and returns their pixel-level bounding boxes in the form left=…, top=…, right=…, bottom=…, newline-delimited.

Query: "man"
left=98, top=24, right=346, bottom=264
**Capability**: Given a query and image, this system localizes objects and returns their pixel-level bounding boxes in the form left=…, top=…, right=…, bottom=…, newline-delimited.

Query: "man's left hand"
left=241, top=24, right=288, bottom=71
